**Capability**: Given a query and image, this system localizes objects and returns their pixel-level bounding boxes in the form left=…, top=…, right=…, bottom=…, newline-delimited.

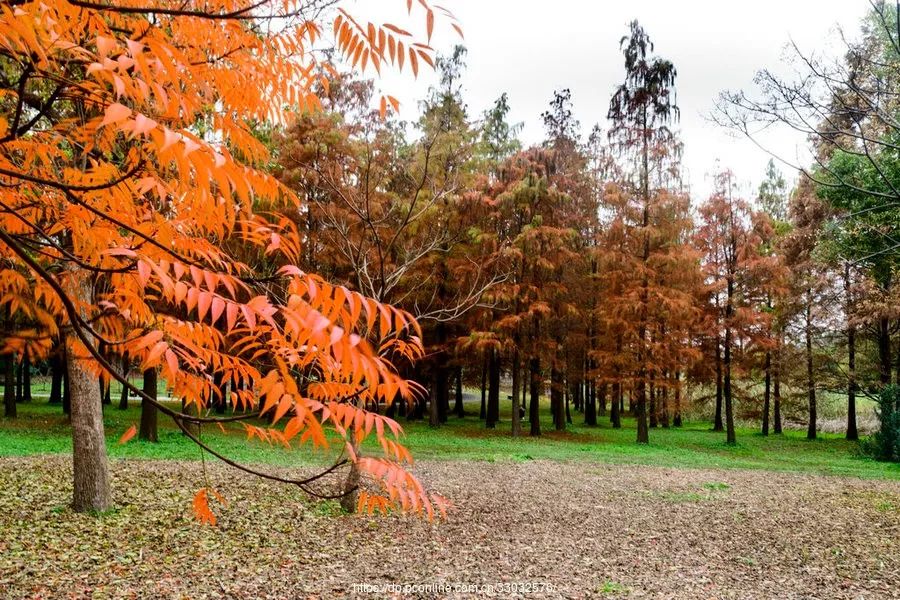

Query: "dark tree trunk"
left=385, top=391, right=397, bottom=419
left=454, top=366, right=464, bottom=418
left=3, top=356, right=15, bottom=418
left=724, top=339, right=735, bottom=445
left=648, top=372, right=657, bottom=428
left=762, top=350, right=771, bottom=436
left=118, top=355, right=130, bottom=410
left=847, top=321, right=858, bottom=441
left=805, top=298, right=816, bottom=440
left=49, top=350, right=63, bottom=405
left=636, top=380, right=648, bottom=444
left=139, top=368, right=158, bottom=442
left=102, top=375, right=111, bottom=405
left=479, top=352, right=487, bottom=420
left=571, top=380, right=581, bottom=414
left=673, top=372, right=682, bottom=427
left=714, top=335, right=724, bottom=431
left=486, top=349, right=500, bottom=428
left=521, top=363, right=528, bottom=414
left=878, top=316, right=892, bottom=385
left=584, top=379, right=597, bottom=426
left=213, top=370, right=226, bottom=415
left=598, top=381, right=606, bottom=416
left=610, top=381, right=621, bottom=428
left=529, top=357, right=541, bottom=436
left=511, top=349, right=522, bottom=436
left=773, top=355, right=782, bottom=434
left=15, top=356, right=23, bottom=403
left=724, top=273, right=736, bottom=445
left=660, top=376, right=669, bottom=428
left=551, top=362, right=565, bottom=431
left=565, top=382, right=572, bottom=425
left=845, top=264, right=858, bottom=441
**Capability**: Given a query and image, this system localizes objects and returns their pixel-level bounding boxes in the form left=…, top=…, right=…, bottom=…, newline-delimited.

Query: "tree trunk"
left=454, top=366, right=464, bottom=418
left=584, top=379, right=597, bottom=426
left=773, top=354, right=782, bottom=434
left=511, top=349, right=522, bottom=436
left=213, top=370, right=226, bottom=415
left=847, top=316, right=858, bottom=441
left=659, top=374, right=669, bottom=429
left=648, top=372, right=657, bottom=428
left=66, top=271, right=111, bottom=513
left=3, top=356, right=15, bottom=418
left=610, top=380, right=621, bottom=428
left=521, top=363, right=528, bottom=415
left=762, top=350, right=771, bottom=436
left=724, top=338, right=735, bottom=445
left=845, top=265, right=858, bottom=441
left=139, top=368, right=158, bottom=442
left=486, top=349, right=500, bottom=429
left=69, top=336, right=112, bottom=512
left=724, top=273, right=736, bottom=445
left=673, top=372, right=682, bottom=427
left=878, top=316, right=892, bottom=386
left=479, top=352, right=487, bottom=420
left=49, top=350, right=63, bottom=405
left=15, top=356, right=23, bottom=403
left=551, top=362, right=564, bottom=432
left=714, top=335, right=724, bottom=431
left=636, top=377, right=649, bottom=444
left=529, top=356, right=541, bottom=436
left=805, top=298, right=816, bottom=440
left=598, top=381, right=606, bottom=416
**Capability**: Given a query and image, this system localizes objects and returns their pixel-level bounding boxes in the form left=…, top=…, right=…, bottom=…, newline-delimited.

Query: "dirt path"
left=1, top=456, right=898, bottom=599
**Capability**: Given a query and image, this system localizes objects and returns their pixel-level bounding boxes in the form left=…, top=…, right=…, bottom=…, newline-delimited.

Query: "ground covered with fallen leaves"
left=1, top=456, right=898, bottom=599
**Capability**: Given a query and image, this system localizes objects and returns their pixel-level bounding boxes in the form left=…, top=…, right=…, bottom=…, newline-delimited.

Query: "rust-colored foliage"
left=0, top=0, right=457, bottom=521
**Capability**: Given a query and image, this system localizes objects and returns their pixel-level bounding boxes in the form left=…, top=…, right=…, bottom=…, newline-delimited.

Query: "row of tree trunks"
left=3, top=354, right=35, bottom=417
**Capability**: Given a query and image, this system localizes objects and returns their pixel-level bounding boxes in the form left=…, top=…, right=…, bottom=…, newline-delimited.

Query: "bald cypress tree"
left=607, top=21, right=679, bottom=444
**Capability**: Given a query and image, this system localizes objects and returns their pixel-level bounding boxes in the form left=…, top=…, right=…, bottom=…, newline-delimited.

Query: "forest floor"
left=1, top=455, right=899, bottom=599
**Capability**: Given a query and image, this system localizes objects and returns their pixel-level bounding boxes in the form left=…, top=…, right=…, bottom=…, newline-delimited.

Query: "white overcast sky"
left=348, top=0, right=870, bottom=198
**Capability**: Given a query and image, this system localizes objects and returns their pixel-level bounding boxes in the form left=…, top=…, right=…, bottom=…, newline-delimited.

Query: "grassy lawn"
left=2, top=394, right=897, bottom=480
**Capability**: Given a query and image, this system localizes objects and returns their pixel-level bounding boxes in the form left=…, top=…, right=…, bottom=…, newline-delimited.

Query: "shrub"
left=868, top=385, right=900, bottom=462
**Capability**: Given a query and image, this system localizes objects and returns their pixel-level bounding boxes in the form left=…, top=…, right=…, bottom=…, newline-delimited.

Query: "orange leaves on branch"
left=193, top=487, right=227, bottom=526
left=0, top=0, right=445, bottom=522
left=332, top=1, right=459, bottom=81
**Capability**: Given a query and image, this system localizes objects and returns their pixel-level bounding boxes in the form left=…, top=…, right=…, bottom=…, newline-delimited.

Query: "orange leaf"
left=100, top=102, right=131, bottom=127
left=118, top=424, right=137, bottom=445
left=193, top=488, right=216, bottom=526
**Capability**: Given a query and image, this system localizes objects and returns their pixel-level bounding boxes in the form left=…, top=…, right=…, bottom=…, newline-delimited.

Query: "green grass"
left=1, top=394, right=898, bottom=480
